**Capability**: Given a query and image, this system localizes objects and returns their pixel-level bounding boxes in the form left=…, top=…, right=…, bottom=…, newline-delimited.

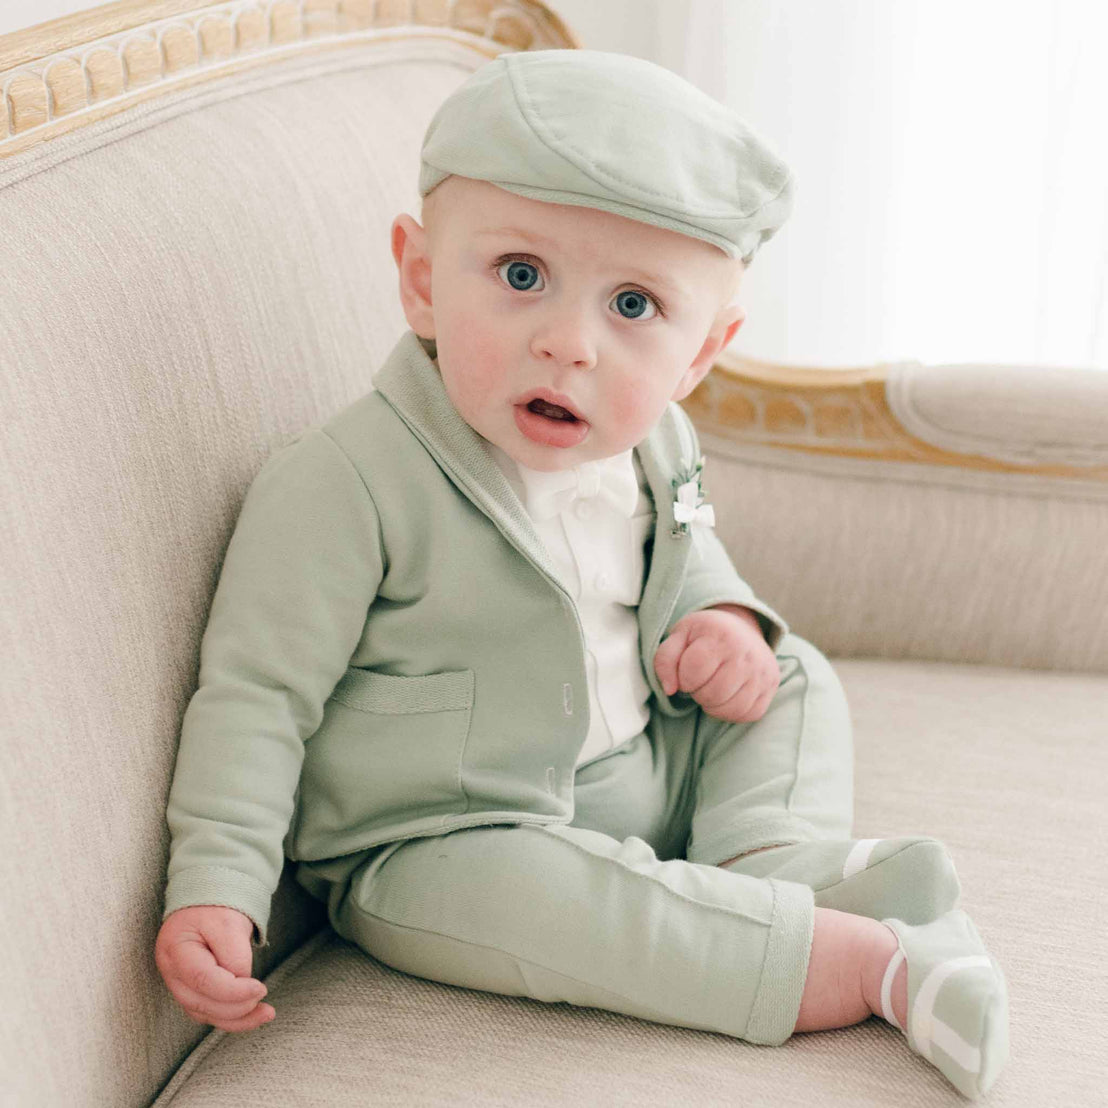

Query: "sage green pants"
left=328, top=633, right=852, bottom=1046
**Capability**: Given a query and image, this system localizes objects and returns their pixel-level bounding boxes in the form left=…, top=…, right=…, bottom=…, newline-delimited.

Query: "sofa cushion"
left=154, top=657, right=1106, bottom=1107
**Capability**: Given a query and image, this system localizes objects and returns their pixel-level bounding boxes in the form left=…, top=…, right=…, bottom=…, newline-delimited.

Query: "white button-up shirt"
left=487, top=443, right=655, bottom=768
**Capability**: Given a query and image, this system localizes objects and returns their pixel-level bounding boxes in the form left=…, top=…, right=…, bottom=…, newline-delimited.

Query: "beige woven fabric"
left=0, top=40, right=484, bottom=1108
left=154, top=659, right=1107, bottom=1107
left=701, top=436, right=1108, bottom=674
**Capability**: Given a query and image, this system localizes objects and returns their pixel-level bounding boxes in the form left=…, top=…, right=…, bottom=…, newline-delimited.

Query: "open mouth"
left=514, top=393, right=590, bottom=448
left=527, top=398, right=579, bottom=422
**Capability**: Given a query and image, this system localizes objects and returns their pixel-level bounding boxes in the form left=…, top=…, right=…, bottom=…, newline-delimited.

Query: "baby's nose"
left=529, top=322, right=597, bottom=371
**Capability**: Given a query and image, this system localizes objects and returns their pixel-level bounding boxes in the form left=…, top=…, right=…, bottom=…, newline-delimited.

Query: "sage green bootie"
left=721, top=837, right=960, bottom=923
left=879, top=910, right=1009, bottom=1099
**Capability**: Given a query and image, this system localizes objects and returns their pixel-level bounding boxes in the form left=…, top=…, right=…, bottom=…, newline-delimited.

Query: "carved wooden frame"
left=685, top=351, right=1107, bottom=481
left=0, top=0, right=579, bottom=156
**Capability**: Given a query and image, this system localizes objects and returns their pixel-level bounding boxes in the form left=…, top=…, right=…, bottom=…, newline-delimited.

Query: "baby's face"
left=393, top=177, right=745, bottom=471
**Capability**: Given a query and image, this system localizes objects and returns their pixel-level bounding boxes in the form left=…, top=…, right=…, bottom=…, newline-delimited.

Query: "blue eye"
left=612, top=289, right=657, bottom=320
left=498, top=260, right=543, bottom=291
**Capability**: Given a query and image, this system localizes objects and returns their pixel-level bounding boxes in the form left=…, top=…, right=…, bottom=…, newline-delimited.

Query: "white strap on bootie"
left=879, top=911, right=1009, bottom=1099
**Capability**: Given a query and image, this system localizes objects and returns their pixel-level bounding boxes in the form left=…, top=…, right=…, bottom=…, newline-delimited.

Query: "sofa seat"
left=154, top=657, right=1106, bottom=1107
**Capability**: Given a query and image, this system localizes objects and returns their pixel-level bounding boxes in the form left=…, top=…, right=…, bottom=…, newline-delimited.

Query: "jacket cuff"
left=163, top=865, right=274, bottom=948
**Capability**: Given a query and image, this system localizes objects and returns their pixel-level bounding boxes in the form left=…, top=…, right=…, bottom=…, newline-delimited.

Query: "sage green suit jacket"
left=164, top=331, right=788, bottom=942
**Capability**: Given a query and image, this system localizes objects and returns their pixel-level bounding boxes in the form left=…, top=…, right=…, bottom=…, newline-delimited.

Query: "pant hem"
left=742, top=878, right=815, bottom=1046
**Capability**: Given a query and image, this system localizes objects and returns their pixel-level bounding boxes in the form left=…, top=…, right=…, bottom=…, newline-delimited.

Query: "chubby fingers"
left=655, top=614, right=781, bottom=719
left=653, top=623, right=692, bottom=697
left=690, top=654, right=748, bottom=712
left=655, top=624, right=731, bottom=698
left=700, top=655, right=781, bottom=722
left=702, top=672, right=769, bottom=722
left=160, top=935, right=275, bottom=1032
left=672, top=633, right=728, bottom=697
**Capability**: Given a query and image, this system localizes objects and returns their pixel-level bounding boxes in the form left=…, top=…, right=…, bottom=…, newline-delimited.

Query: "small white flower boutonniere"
left=671, top=456, right=715, bottom=541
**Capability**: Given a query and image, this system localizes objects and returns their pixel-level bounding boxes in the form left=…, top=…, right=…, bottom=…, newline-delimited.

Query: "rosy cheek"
left=464, top=329, right=506, bottom=401
left=606, top=377, right=657, bottom=435
left=466, top=326, right=504, bottom=376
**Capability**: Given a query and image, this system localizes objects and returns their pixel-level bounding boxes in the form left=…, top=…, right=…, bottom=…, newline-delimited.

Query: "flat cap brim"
left=419, top=49, right=794, bottom=264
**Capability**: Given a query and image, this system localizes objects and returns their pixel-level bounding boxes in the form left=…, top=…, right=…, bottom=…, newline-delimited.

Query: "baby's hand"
left=155, top=905, right=274, bottom=1032
left=653, top=605, right=780, bottom=723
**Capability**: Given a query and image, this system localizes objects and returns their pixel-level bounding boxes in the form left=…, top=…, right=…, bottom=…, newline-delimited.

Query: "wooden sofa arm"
left=687, top=349, right=1108, bottom=480
left=684, top=351, right=1108, bottom=674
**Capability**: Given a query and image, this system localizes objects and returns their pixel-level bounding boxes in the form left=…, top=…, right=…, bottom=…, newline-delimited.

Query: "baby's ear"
left=671, top=303, right=746, bottom=401
left=391, top=214, right=435, bottom=339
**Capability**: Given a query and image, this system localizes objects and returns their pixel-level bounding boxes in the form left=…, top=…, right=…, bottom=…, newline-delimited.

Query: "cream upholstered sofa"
left=1, top=3, right=1106, bottom=1105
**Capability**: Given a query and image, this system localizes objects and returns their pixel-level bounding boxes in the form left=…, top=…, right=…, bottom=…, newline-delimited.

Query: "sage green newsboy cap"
left=419, top=48, right=794, bottom=264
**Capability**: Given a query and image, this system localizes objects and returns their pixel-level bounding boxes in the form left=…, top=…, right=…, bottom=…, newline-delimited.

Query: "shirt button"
left=595, top=572, right=611, bottom=591
left=574, top=500, right=593, bottom=520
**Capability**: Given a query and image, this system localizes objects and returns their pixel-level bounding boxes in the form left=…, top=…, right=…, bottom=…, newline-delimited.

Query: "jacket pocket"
left=331, top=667, right=475, bottom=715
left=295, top=668, right=476, bottom=855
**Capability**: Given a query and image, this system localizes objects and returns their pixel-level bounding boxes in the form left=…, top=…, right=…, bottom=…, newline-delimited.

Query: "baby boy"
left=156, top=49, right=1008, bottom=1099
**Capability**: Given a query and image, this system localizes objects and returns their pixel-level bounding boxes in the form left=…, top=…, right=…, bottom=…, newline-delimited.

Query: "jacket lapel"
left=635, top=410, right=695, bottom=660
left=371, top=332, right=566, bottom=589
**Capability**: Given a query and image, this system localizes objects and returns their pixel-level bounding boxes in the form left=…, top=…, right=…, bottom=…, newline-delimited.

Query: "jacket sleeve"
left=163, top=428, right=384, bottom=946
left=664, top=405, right=789, bottom=650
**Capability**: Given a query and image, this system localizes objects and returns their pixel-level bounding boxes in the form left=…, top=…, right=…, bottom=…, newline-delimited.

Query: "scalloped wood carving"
left=0, top=0, right=579, bottom=154
left=686, top=349, right=1108, bottom=481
